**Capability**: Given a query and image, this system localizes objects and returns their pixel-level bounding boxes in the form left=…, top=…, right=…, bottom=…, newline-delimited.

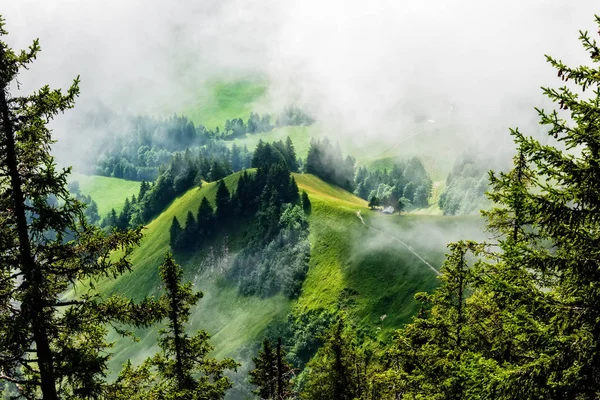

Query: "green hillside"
left=71, top=174, right=140, bottom=217
left=183, top=78, right=269, bottom=130
left=85, top=170, right=484, bottom=385
left=293, top=174, right=483, bottom=333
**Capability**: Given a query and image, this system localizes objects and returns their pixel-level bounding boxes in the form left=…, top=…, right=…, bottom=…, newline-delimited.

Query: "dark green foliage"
left=0, top=19, right=158, bottom=399
left=368, top=196, right=380, bottom=209
left=152, top=254, right=238, bottom=398
left=169, top=216, right=183, bottom=250
left=301, top=191, right=311, bottom=215
left=108, top=254, right=238, bottom=399
left=215, top=179, right=232, bottom=222
left=355, top=158, right=432, bottom=210
left=249, top=338, right=294, bottom=399
left=438, top=153, right=491, bottom=215
left=209, top=159, right=232, bottom=182
left=271, top=309, right=336, bottom=369
left=250, top=339, right=276, bottom=399
left=252, top=139, right=286, bottom=170
left=305, top=138, right=355, bottom=191
left=183, top=211, right=197, bottom=248
left=285, top=136, right=299, bottom=172
left=196, top=197, right=214, bottom=238
left=231, top=205, right=310, bottom=298
left=301, top=317, right=372, bottom=400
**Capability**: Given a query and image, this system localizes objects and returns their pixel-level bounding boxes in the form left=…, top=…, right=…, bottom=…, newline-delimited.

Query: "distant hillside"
left=183, top=77, right=269, bottom=130
left=71, top=174, right=140, bottom=217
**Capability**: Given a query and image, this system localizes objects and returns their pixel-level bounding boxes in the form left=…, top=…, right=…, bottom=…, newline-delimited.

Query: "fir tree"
left=249, top=338, right=293, bottom=400
left=284, top=136, right=299, bottom=172
left=196, top=197, right=214, bottom=237
left=249, top=339, right=276, bottom=399
left=0, top=18, right=157, bottom=399
left=287, top=176, right=300, bottom=204
left=215, top=179, right=231, bottom=222
left=169, top=216, right=183, bottom=250
left=302, top=317, right=369, bottom=400
left=151, top=253, right=238, bottom=399
left=301, top=191, right=312, bottom=215
left=183, top=211, right=196, bottom=249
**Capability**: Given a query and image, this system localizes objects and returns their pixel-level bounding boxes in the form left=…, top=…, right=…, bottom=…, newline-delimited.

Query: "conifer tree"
left=169, top=216, right=183, bottom=250
left=302, top=317, right=369, bottom=400
left=287, top=176, right=300, bottom=204
left=0, top=17, right=156, bottom=399
left=249, top=338, right=293, bottom=399
left=249, top=339, right=276, bottom=399
left=476, top=16, right=600, bottom=396
left=196, top=197, right=214, bottom=237
left=284, top=136, right=299, bottom=172
left=373, top=15, right=600, bottom=399
left=151, top=253, right=238, bottom=399
left=215, top=179, right=231, bottom=222
left=301, top=191, right=311, bottom=215
left=183, top=211, right=196, bottom=248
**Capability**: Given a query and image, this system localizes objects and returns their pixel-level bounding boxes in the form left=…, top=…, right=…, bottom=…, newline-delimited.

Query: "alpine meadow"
left=3, top=1, right=600, bottom=399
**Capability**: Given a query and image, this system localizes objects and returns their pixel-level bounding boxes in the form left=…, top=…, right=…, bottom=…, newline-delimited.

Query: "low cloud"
left=3, top=0, right=598, bottom=163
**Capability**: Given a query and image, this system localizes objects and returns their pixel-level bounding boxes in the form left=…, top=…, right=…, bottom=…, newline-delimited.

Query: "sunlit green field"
left=71, top=173, right=140, bottom=217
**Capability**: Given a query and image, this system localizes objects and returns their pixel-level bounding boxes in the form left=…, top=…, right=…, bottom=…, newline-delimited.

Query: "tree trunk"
left=1, top=88, right=59, bottom=400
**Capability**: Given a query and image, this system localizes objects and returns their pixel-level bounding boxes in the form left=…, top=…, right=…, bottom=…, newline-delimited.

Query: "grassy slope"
left=71, top=174, right=140, bottom=217
left=88, top=170, right=483, bottom=381
left=183, top=78, right=268, bottom=131
left=87, top=172, right=291, bottom=372
left=293, top=174, right=483, bottom=336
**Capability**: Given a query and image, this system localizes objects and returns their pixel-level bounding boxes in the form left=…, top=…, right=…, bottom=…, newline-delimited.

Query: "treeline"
left=96, top=128, right=251, bottom=181
left=92, top=107, right=313, bottom=181
left=223, top=106, right=314, bottom=140
left=169, top=139, right=312, bottom=298
left=306, top=137, right=355, bottom=191
left=67, top=181, right=101, bottom=225
left=355, top=158, right=432, bottom=211
left=101, top=145, right=251, bottom=230
left=438, top=153, right=490, bottom=215
left=306, top=137, right=433, bottom=210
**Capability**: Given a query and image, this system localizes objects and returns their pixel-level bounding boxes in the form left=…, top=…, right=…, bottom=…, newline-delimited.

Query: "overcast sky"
left=3, top=0, right=599, bottom=156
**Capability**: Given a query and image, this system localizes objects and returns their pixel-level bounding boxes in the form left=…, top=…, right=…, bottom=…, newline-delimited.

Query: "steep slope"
left=89, top=171, right=484, bottom=393
left=293, top=174, right=483, bottom=335
left=89, top=172, right=291, bottom=372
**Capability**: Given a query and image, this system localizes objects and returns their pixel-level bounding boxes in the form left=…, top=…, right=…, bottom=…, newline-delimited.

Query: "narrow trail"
left=356, top=211, right=441, bottom=276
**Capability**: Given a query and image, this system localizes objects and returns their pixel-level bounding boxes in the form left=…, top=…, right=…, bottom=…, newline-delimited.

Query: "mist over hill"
left=3, top=0, right=598, bottom=169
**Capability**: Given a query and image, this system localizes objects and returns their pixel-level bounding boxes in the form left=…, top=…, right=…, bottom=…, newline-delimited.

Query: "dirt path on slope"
left=356, top=211, right=440, bottom=276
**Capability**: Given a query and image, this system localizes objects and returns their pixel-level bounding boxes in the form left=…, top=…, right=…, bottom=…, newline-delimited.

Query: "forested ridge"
left=3, top=11, right=600, bottom=400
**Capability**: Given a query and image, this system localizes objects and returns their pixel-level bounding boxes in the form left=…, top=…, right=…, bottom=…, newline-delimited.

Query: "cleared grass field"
left=183, top=78, right=268, bottom=130
left=71, top=174, right=140, bottom=217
